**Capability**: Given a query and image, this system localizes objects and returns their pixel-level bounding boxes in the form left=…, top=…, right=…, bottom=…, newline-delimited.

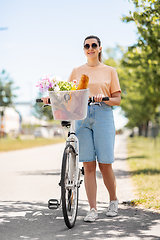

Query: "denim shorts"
left=75, top=103, right=115, bottom=164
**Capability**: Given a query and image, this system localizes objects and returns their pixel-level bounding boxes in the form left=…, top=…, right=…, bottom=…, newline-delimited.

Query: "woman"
left=68, top=35, right=121, bottom=222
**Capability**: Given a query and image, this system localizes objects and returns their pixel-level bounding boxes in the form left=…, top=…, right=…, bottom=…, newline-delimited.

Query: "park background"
left=0, top=0, right=160, bottom=210
left=0, top=0, right=137, bottom=130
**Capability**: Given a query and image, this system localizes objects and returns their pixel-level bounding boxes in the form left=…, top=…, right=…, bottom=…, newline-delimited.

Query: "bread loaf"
left=77, top=74, right=89, bottom=90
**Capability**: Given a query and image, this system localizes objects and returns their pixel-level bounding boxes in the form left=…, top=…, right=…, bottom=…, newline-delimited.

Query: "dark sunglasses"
left=84, top=43, right=98, bottom=50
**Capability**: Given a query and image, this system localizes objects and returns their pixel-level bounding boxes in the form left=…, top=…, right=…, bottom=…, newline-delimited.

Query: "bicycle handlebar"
left=36, top=96, right=109, bottom=104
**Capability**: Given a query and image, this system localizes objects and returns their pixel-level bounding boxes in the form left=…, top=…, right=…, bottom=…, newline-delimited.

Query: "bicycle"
left=36, top=90, right=109, bottom=228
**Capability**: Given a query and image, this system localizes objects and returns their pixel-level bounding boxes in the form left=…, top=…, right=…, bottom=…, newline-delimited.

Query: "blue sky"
left=0, top=0, right=137, bottom=129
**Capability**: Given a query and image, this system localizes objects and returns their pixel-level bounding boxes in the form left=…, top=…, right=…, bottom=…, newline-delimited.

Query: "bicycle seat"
left=61, top=121, right=71, bottom=128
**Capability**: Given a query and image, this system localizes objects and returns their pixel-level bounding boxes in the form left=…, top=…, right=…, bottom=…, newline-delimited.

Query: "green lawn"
left=127, top=136, right=160, bottom=211
left=0, top=137, right=65, bottom=152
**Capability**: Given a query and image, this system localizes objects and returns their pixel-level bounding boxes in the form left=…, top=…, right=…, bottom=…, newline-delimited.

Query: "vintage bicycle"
left=36, top=89, right=109, bottom=228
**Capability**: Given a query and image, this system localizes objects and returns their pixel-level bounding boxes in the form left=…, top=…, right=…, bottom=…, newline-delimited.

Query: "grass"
left=0, top=137, right=65, bottom=152
left=127, top=136, right=160, bottom=212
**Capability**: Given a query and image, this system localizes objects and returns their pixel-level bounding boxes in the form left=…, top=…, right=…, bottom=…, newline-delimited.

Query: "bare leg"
left=98, top=162, right=117, bottom=201
left=83, top=161, right=97, bottom=210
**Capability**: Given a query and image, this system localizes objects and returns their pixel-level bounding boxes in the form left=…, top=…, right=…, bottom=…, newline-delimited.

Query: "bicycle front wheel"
left=61, top=145, right=79, bottom=229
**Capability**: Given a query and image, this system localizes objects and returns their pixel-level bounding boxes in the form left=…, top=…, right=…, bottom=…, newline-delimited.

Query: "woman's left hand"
left=94, top=94, right=105, bottom=103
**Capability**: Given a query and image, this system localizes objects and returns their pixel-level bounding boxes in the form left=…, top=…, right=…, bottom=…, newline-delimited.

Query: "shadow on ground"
left=126, top=155, right=147, bottom=160
left=0, top=200, right=160, bottom=240
left=18, top=169, right=61, bottom=176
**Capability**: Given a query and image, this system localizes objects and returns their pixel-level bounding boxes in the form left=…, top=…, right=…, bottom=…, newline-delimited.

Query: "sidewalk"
left=114, top=131, right=136, bottom=203
left=0, top=133, right=160, bottom=240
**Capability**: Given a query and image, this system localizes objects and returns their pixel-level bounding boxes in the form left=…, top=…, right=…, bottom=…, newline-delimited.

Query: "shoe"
left=84, top=208, right=98, bottom=222
left=106, top=199, right=118, bottom=217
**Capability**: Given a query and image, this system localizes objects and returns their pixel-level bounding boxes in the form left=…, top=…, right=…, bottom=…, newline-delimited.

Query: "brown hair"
left=84, top=35, right=102, bottom=62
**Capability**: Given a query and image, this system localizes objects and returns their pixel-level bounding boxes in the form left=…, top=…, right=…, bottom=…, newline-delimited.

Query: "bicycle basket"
left=49, top=88, right=89, bottom=120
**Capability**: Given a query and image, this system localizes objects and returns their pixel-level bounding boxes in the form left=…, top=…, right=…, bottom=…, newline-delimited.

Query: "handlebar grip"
left=36, top=98, right=51, bottom=103
left=89, top=96, right=109, bottom=103
left=36, top=99, right=43, bottom=102
left=102, top=97, right=109, bottom=101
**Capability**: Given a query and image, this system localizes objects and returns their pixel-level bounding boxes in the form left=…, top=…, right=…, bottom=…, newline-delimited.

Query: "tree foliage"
left=120, top=0, right=160, bottom=134
left=33, top=92, right=53, bottom=120
left=0, top=69, right=18, bottom=106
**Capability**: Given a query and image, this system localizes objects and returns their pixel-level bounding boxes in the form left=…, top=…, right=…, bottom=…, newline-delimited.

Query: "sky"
left=0, top=0, right=138, bottom=129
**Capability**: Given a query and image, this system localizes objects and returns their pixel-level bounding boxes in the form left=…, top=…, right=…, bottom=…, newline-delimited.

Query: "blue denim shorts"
left=75, top=103, right=115, bottom=164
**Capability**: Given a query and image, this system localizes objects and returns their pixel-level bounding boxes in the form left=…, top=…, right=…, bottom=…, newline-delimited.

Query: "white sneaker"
left=84, top=208, right=98, bottom=222
left=106, top=199, right=118, bottom=217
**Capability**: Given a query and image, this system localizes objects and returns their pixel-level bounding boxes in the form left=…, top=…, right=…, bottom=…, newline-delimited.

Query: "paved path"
left=113, top=132, right=136, bottom=202
left=0, top=133, right=160, bottom=240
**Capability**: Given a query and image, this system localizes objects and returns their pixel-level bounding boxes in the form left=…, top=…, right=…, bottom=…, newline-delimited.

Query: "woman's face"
left=83, top=38, right=102, bottom=60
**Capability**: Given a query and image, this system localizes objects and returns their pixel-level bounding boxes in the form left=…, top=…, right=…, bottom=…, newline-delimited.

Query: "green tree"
left=120, top=0, right=160, bottom=136
left=33, top=92, right=53, bottom=120
left=120, top=47, right=157, bottom=136
left=0, top=69, right=18, bottom=106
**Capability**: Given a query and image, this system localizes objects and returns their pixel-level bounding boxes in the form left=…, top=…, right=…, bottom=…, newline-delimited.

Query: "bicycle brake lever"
left=42, top=104, right=51, bottom=107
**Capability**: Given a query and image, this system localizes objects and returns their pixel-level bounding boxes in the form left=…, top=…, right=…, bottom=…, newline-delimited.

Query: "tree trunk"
left=138, top=124, right=143, bottom=136
left=145, top=121, right=149, bottom=138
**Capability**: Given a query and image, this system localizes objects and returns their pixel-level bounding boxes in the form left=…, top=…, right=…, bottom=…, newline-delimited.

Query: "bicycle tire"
left=61, top=145, right=79, bottom=228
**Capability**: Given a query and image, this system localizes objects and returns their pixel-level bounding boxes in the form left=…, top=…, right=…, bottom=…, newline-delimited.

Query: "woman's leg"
left=98, top=162, right=117, bottom=201
left=83, top=161, right=97, bottom=210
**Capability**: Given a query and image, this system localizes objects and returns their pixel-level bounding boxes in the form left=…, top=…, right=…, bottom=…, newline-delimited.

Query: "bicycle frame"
left=65, top=120, right=80, bottom=188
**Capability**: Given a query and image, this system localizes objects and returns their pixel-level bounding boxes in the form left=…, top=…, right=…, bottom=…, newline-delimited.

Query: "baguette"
left=77, top=74, right=89, bottom=90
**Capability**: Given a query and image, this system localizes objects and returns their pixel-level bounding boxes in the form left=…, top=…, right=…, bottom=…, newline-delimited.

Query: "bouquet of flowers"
left=36, top=75, right=78, bottom=119
left=36, top=74, right=88, bottom=121
left=36, top=75, right=76, bottom=93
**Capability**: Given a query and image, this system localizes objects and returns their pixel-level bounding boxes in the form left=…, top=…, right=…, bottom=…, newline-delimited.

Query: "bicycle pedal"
left=48, top=199, right=60, bottom=209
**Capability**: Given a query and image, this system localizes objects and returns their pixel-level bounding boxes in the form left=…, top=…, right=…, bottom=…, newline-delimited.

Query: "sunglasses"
left=84, top=43, right=98, bottom=50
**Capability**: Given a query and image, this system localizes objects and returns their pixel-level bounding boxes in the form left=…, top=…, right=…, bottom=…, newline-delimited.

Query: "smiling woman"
left=83, top=36, right=102, bottom=63
left=68, top=35, right=121, bottom=222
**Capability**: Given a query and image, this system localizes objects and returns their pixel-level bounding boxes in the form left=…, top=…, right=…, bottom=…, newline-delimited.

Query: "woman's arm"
left=107, top=92, right=121, bottom=106
left=94, top=91, right=121, bottom=106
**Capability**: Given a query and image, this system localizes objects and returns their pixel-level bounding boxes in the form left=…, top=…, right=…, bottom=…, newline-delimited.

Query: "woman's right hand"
left=41, top=97, right=50, bottom=104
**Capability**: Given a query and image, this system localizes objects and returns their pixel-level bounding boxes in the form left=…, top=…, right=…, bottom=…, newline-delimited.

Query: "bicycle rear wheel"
left=61, top=145, right=78, bottom=228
